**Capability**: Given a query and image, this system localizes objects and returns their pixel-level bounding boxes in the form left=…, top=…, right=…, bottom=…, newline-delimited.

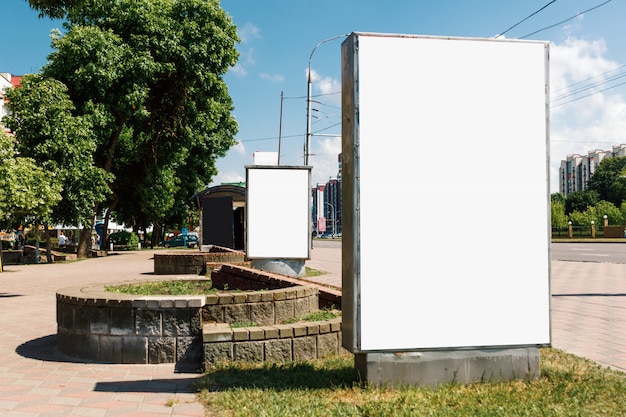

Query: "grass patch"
left=306, top=266, right=327, bottom=277
left=195, top=349, right=626, bottom=417
left=284, top=309, right=341, bottom=324
left=105, top=280, right=217, bottom=295
left=230, top=321, right=258, bottom=328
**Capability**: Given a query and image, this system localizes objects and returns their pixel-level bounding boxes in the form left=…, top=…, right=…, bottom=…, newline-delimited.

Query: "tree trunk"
left=103, top=209, right=111, bottom=250
left=102, top=194, right=120, bottom=251
left=34, top=224, right=41, bottom=264
left=0, top=239, right=4, bottom=272
left=44, top=225, right=53, bottom=263
left=77, top=225, right=92, bottom=258
left=153, top=222, right=165, bottom=249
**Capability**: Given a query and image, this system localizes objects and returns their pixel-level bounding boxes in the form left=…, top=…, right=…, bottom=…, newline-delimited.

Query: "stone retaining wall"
left=212, top=264, right=342, bottom=309
left=56, top=266, right=345, bottom=369
left=202, top=285, right=319, bottom=325
left=154, top=246, right=246, bottom=275
left=56, top=281, right=206, bottom=367
left=203, top=318, right=344, bottom=363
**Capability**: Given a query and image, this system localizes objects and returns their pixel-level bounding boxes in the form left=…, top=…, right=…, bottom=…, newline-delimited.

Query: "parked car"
left=159, top=234, right=198, bottom=248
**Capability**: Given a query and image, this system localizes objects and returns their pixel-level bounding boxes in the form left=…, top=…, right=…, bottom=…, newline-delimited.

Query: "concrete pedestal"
left=355, top=347, right=540, bottom=388
left=251, top=259, right=306, bottom=277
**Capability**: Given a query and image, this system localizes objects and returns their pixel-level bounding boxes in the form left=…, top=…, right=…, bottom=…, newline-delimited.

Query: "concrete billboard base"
left=354, top=347, right=541, bottom=388
left=251, top=259, right=306, bottom=278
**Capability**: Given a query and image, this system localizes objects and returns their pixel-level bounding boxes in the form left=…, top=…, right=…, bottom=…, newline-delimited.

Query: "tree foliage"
left=23, top=0, right=239, bottom=254
left=27, top=0, right=84, bottom=19
left=551, top=199, right=568, bottom=229
left=594, top=200, right=624, bottom=225
left=0, top=130, right=62, bottom=224
left=564, top=190, right=599, bottom=215
left=587, top=156, right=626, bottom=207
left=3, top=74, right=112, bottom=227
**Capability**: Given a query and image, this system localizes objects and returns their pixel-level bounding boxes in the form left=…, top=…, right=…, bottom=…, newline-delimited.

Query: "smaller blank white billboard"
left=342, top=32, right=551, bottom=352
left=246, top=166, right=311, bottom=259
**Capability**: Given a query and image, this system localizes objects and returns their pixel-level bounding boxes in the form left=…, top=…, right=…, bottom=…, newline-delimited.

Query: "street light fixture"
left=305, top=34, right=349, bottom=166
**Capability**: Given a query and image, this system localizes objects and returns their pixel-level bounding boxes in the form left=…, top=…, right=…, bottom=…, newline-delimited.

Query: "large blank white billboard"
left=342, top=33, right=551, bottom=352
left=246, top=166, right=311, bottom=259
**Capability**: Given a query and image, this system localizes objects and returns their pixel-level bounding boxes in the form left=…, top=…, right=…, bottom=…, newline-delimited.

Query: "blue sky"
left=3, top=0, right=626, bottom=192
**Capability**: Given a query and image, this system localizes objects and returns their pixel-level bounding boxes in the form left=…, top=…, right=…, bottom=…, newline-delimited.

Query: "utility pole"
left=278, top=91, right=283, bottom=165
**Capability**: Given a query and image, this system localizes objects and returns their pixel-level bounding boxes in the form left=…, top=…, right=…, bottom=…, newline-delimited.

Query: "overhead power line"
left=495, top=0, right=558, bottom=39
left=552, top=64, right=626, bottom=95
left=550, top=63, right=626, bottom=108
left=552, top=80, right=626, bottom=108
left=520, top=0, right=613, bottom=39
left=552, top=71, right=626, bottom=103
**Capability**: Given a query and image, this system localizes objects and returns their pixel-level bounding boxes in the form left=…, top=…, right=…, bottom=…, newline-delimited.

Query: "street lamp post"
left=591, top=220, right=596, bottom=238
left=305, top=34, right=349, bottom=166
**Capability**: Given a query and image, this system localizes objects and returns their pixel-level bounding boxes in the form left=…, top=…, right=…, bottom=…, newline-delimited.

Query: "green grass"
left=105, top=280, right=217, bottom=295
left=195, top=349, right=626, bottom=417
left=284, top=309, right=341, bottom=324
left=306, top=266, right=327, bottom=277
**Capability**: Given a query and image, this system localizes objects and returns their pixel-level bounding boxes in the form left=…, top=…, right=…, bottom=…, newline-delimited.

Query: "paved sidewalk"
left=550, top=260, right=626, bottom=372
left=0, top=245, right=624, bottom=416
left=0, top=250, right=206, bottom=417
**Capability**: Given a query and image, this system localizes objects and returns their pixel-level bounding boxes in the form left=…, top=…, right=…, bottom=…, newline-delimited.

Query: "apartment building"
left=0, top=72, right=22, bottom=130
left=311, top=154, right=342, bottom=235
left=559, top=145, right=626, bottom=197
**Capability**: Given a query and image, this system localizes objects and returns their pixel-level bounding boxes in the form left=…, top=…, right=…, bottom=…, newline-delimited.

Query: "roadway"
left=551, top=241, right=626, bottom=263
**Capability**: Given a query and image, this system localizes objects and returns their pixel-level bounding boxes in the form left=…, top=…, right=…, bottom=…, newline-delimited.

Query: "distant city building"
left=311, top=154, right=342, bottom=235
left=559, top=145, right=626, bottom=197
left=337, top=153, right=342, bottom=180
left=0, top=72, right=22, bottom=133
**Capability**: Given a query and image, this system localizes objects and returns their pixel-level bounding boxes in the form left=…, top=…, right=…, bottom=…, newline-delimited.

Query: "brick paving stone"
left=0, top=250, right=205, bottom=417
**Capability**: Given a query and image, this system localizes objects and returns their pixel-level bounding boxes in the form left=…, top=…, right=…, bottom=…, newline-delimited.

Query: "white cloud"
left=307, top=68, right=341, bottom=106
left=230, top=48, right=257, bottom=77
left=238, top=23, right=261, bottom=43
left=309, top=135, right=341, bottom=184
left=550, top=37, right=626, bottom=192
left=229, top=63, right=247, bottom=77
left=231, top=141, right=247, bottom=156
left=230, top=24, right=260, bottom=77
left=260, top=72, right=285, bottom=82
left=210, top=171, right=245, bottom=187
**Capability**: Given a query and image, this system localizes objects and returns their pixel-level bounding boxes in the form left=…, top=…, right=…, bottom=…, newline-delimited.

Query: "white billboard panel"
left=246, top=166, right=311, bottom=259
left=342, top=33, right=551, bottom=352
left=253, top=151, right=279, bottom=166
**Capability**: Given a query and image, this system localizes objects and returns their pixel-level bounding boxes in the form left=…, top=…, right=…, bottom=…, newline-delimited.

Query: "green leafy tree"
left=0, top=130, right=63, bottom=266
left=619, top=202, right=626, bottom=223
left=551, top=193, right=566, bottom=205
left=587, top=156, right=626, bottom=207
left=4, top=75, right=112, bottom=226
left=38, top=0, right=239, bottom=253
left=3, top=74, right=112, bottom=258
left=568, top=209, right=595, bottom=227
left=565, top=190, right=599, bottom=215
left=551, top=200, right=568, bottom=229
left=27, top=0, right=84, bottom=19
left=594, top=200, right=624, bottom=226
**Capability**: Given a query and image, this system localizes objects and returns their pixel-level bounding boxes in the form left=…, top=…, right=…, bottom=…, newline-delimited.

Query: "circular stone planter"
left=153, top=247, right=246, bottom=275
left=56, top=278, right=321, bottom=367
left=56, top=279, right=208, bottom=366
